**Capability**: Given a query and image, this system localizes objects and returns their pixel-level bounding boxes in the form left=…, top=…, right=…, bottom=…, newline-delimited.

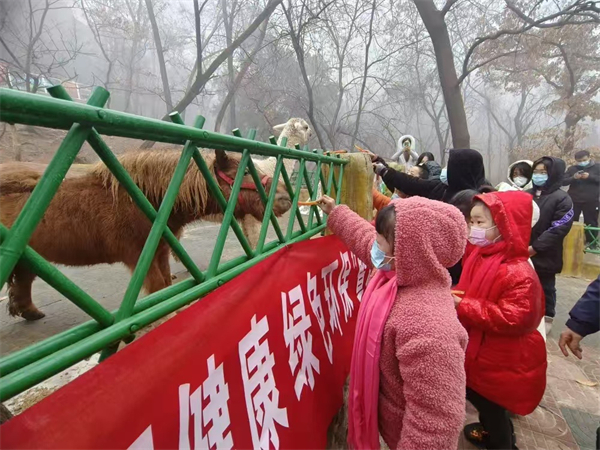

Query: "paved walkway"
left=459, top=275, right=600, bottom=450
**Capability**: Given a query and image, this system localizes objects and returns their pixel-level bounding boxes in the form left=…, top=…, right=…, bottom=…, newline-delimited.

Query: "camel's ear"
left=215, top=149, right=230, bottom=170
left=272, top=123, right=286, bottom=135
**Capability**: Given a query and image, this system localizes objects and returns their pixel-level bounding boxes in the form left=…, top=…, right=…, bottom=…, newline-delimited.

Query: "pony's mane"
left=92, top=149, right=217, bottom=212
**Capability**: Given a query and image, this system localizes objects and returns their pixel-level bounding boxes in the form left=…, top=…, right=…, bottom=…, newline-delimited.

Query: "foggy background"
left=1, top=0, right=599, bottom=185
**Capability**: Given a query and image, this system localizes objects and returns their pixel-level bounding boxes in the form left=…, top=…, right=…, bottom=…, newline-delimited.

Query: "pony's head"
left=214, top=150, right=291, bottom=220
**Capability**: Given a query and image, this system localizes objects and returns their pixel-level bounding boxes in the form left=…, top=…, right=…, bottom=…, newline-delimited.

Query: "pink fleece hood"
left=390, top=197, right=467, bottom=287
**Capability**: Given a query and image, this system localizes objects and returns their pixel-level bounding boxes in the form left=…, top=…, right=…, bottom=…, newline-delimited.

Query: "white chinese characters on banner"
left=239, top=315, right=289, bottom=450
left=128, top=426, right=154, bottom=450
left=282, top=285, right=321, bottom=400
left=321, top=260, right=342, bottom=336
left=307, top=272, right=334, bottom=363
left=128, top=355, right=232, bottom=450
left=355, top=256, right=368, bottom=301
left=337, top=252, right=354, bottom=322
left=179, top=355, right=233, bottom=450
left=126, top=247, right=363, bottom=450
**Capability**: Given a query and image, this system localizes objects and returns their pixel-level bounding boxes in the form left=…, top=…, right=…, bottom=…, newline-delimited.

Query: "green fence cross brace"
left=0, top=87, right=110, bottom=289
left=583, top=226, right=600, bottom=254
left=0, top=86, right=347, bottom=401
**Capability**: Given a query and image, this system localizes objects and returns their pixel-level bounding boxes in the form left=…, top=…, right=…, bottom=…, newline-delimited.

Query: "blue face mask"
left=370, top=241, right=394, bottom=271
left=532, top=174, right=548, bottom=187
left=440, top=168, right=448, bottom=184
left=391, top=193, right=400, bottom=200
left=579, top=160, right=590, bottom=167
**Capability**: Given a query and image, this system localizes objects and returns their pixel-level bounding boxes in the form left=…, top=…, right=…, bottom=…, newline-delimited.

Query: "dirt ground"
left=0, top=123, right=176, bottom=164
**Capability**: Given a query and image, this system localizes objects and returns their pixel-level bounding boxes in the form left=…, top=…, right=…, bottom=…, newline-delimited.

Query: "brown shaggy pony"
left=0, top=149, right=291, bottom=320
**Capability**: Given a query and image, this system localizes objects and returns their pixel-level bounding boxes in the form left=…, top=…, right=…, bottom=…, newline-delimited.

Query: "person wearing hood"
left=374, top=148, right=489, bottom=203
left=317, top=195, right=468, bottom=450
left=417, top=152, right=442, bottom=181
left=496, top=160, right=534, bottom=192
left=455, top=191, right=546, bottom=450
left=527, top=156, right=574, bottom=332
left=563, top=150, right=600, bottom=248
left=390, top=135, right=419, bottom=172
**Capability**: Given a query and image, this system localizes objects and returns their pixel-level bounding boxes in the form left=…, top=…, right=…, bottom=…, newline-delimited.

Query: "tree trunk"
left=215, top=19, right=269, bottom=133
left=563, top=112, right=580, bottom=156
left=349, top=0, right=376, bottom=152
left=221, top=0, right=237, bottom=131
left=10, top=124, right=21, bottom=161
left=283, top=3, right=328, bottom=150
left=145, top=0, right=173, bottom=114
left=413, top=0, right=470, bottom=149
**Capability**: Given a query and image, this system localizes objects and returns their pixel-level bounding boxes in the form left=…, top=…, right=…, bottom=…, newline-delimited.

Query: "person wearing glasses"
left=527, top=157, right=574, bottom=334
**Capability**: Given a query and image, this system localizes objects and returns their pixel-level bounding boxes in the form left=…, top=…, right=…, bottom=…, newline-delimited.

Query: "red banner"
left=1, top=236, right=367, bottom=449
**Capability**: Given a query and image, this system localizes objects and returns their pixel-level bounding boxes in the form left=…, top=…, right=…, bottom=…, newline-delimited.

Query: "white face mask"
left=513, top=176, right=528, bottom=188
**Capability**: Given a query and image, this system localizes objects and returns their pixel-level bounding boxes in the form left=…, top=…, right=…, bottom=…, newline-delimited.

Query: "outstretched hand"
left=370, top=153, right=387, bottom=165
left=373, top=163, right=388, bottom=176
left=317, top=195, right=336, bottom=215
left=558, top=328, right=584, bottom=359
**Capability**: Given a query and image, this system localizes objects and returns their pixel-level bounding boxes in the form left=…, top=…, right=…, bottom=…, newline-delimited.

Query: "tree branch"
left=441, top=0, right=459, bottom=16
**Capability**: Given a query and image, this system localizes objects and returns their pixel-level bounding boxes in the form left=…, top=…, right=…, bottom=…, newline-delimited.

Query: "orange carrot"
left=354, top=144, right=374, bottom=155
left=298, top=201, right=320, bottom=206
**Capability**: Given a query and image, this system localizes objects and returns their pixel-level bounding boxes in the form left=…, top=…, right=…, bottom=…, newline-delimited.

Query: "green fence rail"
left=0, top=86, right=347, bottom=401
left=583, top=226, right=600, bottom=254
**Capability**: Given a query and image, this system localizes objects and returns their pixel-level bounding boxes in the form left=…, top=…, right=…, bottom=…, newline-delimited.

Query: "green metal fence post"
left=206, top=150, right=251, bottom=278
left=0, top=87, right=350, bottom=400
left=169, top=113, right=255, bottom=258
left=0, top=87, right=109, bottom=288
left=45, top=87, right=205, bottom=284
left=0, top=225, right=113, bottom=328
left=99, top=115, right=207, bottom=360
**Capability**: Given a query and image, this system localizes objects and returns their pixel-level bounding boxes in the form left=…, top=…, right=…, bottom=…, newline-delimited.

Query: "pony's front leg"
left=142, top=251, right=172, bottom=295
left=7, top=265, right=45, bottom=321
left=241, top=215, right=260, bottom=250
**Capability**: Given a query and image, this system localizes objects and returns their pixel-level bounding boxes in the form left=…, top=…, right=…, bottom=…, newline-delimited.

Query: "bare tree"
left=214, top=18, right=270, bottom=133
left=220, top=0, right=239, bottom=130
left=413, top=0, right=471, bottom=148
left=320, top=0, right=365, bottom=149
left=0, top=0, right=81, bottom=93
left=79, top=0, right=118, bottom=102
left=168, top=0, right=283, bottom=118
left=144, top=0, right=173, bottom=113
left=282, top=0, right=332, bottom=149
left=349, top=0, right=377, bottom=151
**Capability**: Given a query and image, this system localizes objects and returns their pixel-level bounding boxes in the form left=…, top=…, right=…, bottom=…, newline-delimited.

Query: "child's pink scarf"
left=347, top=269, right=398, bottom=450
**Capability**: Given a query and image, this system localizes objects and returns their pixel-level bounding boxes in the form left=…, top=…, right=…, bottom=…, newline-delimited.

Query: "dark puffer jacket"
left=381, top=149, right=487, bottom=202
left=527, top=157, right=574, bottom=274
left=425, top=161, right=442, bottom=180
left=566, top=276, right=600, bottom=338
left=563, top=160, right=600, bottom=204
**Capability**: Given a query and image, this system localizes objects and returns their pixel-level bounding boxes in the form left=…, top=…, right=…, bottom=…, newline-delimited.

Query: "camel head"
left=273, top=118, right=313, bottom=149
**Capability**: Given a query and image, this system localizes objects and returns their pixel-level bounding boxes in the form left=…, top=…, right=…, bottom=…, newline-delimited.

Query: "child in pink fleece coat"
left=318, top=195, right=469, bottom=450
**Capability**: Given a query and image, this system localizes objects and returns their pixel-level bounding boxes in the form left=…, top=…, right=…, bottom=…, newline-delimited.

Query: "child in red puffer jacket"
left=454, top=191, right=546, bottom=450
